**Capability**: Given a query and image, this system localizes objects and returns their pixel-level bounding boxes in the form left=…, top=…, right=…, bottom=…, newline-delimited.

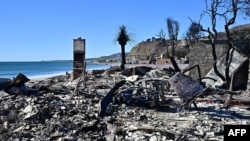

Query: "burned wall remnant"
left=73, top=37, right=86, bottom=80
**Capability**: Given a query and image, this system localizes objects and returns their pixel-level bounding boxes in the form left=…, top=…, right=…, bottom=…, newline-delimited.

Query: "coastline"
left=29, top=63, right=120, bottom=80
left=0, top=62, right=120, bottom=80
left=28, top=72, right=70, bottom=80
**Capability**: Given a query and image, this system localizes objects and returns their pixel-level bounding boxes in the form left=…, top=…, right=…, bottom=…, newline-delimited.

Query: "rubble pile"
left=0, top=67, right=250, bottom=141
left=0, top=76, right=104, bottom=140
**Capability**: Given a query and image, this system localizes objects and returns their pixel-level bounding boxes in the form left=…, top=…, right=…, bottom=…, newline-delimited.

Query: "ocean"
left=0, top=61, right=115, bottom=79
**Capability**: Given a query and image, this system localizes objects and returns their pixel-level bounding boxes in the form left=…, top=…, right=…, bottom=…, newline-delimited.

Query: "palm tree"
left=114, top=25, right=133, bottom=70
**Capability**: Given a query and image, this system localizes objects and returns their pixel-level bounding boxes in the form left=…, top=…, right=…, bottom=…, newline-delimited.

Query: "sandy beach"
left=0, top=66, right=250, bottom=140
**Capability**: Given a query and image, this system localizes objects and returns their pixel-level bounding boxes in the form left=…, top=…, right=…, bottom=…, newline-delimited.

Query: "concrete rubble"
left=0, top=66, right=250, bottom=141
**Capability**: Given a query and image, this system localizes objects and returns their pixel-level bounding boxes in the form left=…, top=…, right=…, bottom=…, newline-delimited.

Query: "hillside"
left=128, top=24, right=250, bottom=61
left=86, top=24, right=249, bottom=64
left=128, top=39, right=189, bottom=61
left=87, top=52, right=129, bottom=64
left=129, top=40, right=168, bottom=58
left=218, top=23, right=250, bottom=40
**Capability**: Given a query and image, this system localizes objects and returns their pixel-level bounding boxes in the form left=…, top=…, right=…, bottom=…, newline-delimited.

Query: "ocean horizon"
left=0, top=61, right=116, bottom=79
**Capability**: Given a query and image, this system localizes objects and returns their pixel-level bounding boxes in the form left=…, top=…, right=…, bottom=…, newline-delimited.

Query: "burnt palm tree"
left=114, top=25, right=133, bottom=70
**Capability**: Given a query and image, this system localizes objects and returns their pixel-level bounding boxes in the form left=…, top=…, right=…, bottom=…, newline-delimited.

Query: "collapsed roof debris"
left=0, top=54, right=249, bottom=140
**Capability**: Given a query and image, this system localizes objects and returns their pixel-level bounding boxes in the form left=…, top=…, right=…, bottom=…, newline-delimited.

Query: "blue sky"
left=0, top=0, right=249, bottom=61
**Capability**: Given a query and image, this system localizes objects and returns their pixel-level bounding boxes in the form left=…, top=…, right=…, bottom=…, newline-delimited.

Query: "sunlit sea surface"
left=0, top=61, right=114, bottom=79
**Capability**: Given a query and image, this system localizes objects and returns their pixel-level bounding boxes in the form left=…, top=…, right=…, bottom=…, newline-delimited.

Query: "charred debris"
left=0, top=50, right=250, bottom=140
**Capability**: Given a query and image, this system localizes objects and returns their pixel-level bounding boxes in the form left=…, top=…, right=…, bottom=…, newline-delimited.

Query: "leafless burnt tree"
left=166, top=17, right=180, bottom=57
left=185, top=18, right=203, bottom=48
left=201, top=0, right=250, bottom=89
left=156, top=28, right=166, bottom=40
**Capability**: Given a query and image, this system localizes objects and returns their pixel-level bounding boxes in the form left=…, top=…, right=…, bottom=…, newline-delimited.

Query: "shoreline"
left=28, top=63, right=120, bottom=80
left=0, top=63, right=120, bottom=80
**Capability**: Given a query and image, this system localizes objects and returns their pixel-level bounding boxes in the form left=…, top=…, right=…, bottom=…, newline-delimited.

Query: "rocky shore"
left=0, top=67, right=250, bottom=141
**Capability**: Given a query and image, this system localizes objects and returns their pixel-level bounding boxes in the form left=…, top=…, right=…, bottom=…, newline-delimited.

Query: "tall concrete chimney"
left=73, top=37, right=86, bottom=80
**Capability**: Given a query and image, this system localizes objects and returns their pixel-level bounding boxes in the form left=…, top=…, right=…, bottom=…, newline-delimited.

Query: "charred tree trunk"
left=224, top=0, right=238, bottom=89
left=121, top=45, right=126, bottom=70
left=203, top=27, right=226, bottom=83
left=171, top=40, right=175, bottom=57
left=209, top=36, right=226, bottom=82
